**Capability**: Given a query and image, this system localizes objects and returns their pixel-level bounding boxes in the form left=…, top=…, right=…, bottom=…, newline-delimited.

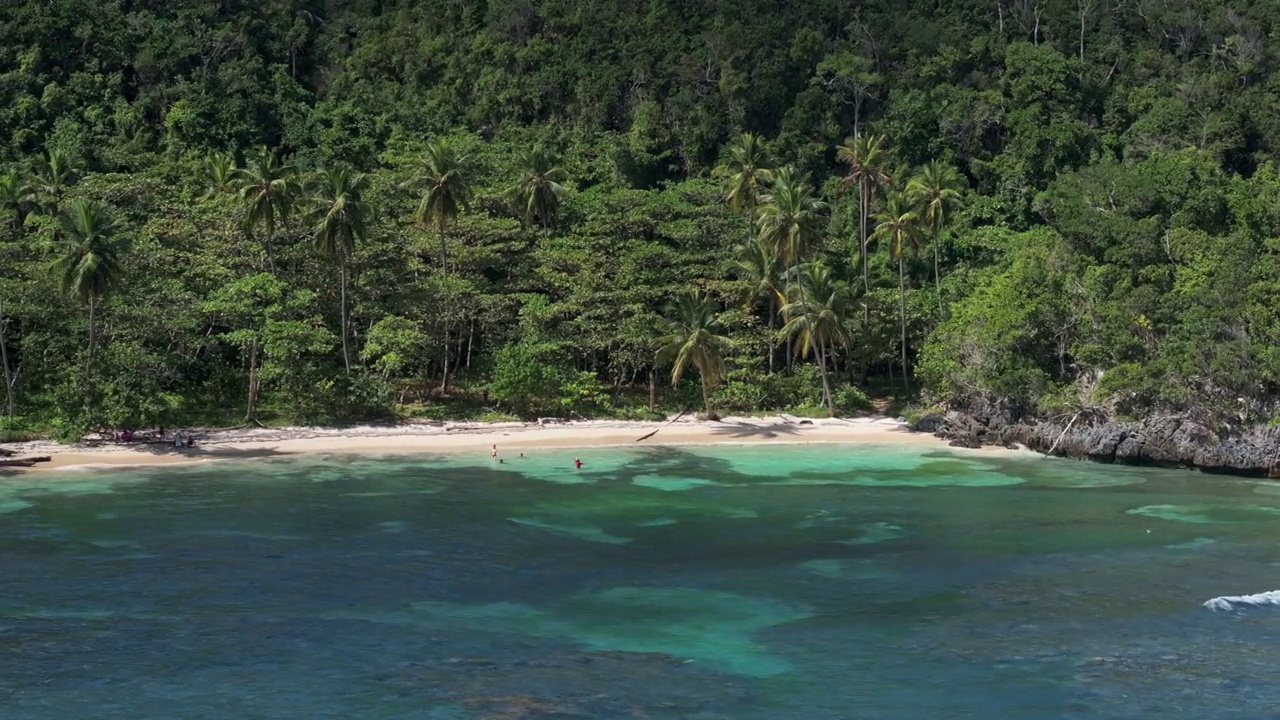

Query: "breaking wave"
left=1203, top=590, right=1280, bottom=612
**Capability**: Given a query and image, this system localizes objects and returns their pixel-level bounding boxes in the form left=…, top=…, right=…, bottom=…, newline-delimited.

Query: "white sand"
left=1, top=415, right=988, bottom=474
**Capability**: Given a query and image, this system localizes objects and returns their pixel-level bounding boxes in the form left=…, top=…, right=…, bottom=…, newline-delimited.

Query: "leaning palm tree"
left=0, top=168, right=35, bottom=228
left=780, top=262, right=854, bottom=415
left=836, top=134, right=894, bottom=295
left=907, top=161, right=965, bottom=315
left=735, top=238, right=785, bottom=371
left=870, top=194, right=921, bottom=393
left=756, top=167, right=829, bottom=269
left=406, top=139, right=472, bottom=273
left=508, top=144, right=569, bottom=231
left=713, top=132, right=775, bottom=244
left=33, top=148, right=83, bottom=215
left=233, top=146, right=299, bottom=272
left=199, top=151, right=238, bottom=201
left=656, top=291, right=733, bottom=420
left=51, top=200, right=128, bottom=371
left=308, top=166, right=372, bottom=374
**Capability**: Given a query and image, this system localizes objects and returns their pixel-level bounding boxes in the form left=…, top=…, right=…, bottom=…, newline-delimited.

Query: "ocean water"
left=1, top=444, right=1278, bottom=719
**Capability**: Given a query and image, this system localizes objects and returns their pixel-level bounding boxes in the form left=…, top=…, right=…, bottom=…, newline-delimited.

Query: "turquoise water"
left=1, top=444, right=1278, bottom=719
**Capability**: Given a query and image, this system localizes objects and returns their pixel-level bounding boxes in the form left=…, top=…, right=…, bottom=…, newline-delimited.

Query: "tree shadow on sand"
left=708, top=422, right=803, bottom=439
left=122, top=443, right=291, bottom=462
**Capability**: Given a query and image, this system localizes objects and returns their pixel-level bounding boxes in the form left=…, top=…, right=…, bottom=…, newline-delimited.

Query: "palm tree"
left=51, top=200, right=128, bottom=372
left=656, top=291, right=732, bottom=420
left=907, top=161, right=965, bottom=315
left=308, top=166, right=372, bottom=374
left=199, top=151, right=238, bottom=200
left=233, top=146, right=298, bottom=272
left=756, top=167, right=829, bottom=269
left=0, top=168, right=34, bottom=228
left=33, top=148, right=83, bottom=215
left=870, top=194, right=921, bottom=393
left=407, top=139, right=472, bottom=273
left=836, top=134, right=893, bottom=295
left=508, top=144, right=569, bottom=231
left=780, top=263, right=854, bottom=415
left=714, top=132, right=774, bottom=244
left=406, top=139, right=473, bottom=394
left=735, top=238, right=784, bottom=371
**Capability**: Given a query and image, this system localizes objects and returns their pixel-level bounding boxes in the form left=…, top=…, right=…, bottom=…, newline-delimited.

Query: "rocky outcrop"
left=914, top=408, right=1280, bottom=479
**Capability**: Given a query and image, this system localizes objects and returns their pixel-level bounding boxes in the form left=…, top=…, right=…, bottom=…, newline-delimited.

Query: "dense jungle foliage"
left=3, top=0, right=1280, bottom=439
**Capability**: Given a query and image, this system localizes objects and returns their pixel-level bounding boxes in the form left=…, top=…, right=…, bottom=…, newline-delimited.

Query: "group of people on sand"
left=491, top=445, right=582, bottom=469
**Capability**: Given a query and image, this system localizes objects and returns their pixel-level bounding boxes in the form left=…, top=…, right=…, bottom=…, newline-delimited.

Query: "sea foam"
left=1203, top=590, right=1280, bottom=612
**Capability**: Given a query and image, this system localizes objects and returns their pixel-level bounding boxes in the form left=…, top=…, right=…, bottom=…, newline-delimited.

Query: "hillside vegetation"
left=3, top=0, right=1280, bottom=438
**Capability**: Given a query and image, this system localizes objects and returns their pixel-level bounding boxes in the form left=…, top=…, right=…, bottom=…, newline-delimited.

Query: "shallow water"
left=1, top=444, right=1278, bottom=719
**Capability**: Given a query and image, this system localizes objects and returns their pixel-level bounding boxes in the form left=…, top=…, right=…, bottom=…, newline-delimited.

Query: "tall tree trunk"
left=700, top=372, right=715, bottom=420
left=860, top=186, right=871, bottom=297
left=245, top=338, right=260, bottom=422
left=0, top=303, right=14, bottom=419
left=860, top=185, right=873, bottom=381
left=466, top=319, right=474, bottom=368
left=933, top=228, right=944, bottom=317
left=439, top=223, right=449, bottom=275
left=648, top=369, right=656, bottom=412
left=440, top=328, right=451, bottom=394
left=438, top=222, right=451, bottom=392
left=86, top=295, right=96, bottom=377
left=899, top=257, right=910, bottom=394
left=264, top=224, right=276, bottom=274
left=767, top=295, right=775, bottom=373
left=817, top=344, right=834, bottom=416
left=340, top=262, right=351, bottom=373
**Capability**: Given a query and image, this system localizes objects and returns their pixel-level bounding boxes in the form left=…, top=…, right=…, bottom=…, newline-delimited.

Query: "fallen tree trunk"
left=635, top=408, right=691, bottom=443
left=0, top=456, right=51, bottom=467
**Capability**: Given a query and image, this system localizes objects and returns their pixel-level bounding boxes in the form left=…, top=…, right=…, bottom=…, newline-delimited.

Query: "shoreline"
left=1, top=415, right=1022, bottom=474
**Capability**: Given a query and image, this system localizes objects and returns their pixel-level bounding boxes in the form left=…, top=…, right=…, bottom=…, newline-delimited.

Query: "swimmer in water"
left=574, top=457, right=582, bottom=469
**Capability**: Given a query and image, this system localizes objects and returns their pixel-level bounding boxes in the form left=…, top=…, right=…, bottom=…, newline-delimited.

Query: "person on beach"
left=491, top=445, right=498, bottom=461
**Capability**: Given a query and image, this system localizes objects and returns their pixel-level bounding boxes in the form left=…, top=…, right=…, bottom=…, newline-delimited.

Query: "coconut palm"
left=0, top=168, right=34, bottom=228
left=308, top=166, right=373, bottom=374
left=780, top=262, right=854, bottom=414
left=907, top=161, right=965, bottom=315
left=51, top=200, right=128, bottom=371
left=655, top=290, right=732, bottom=420
left=407, top=139, right=472, bottom=273
left=233, top=147, right=299, bottom=272
left=508, top=144, right=569, bottom=231
left=714, top=132, right=775, bottom=244
left=33, top=148, right=83, bottom=215
left=836, top=134, right=894, bottom=295
left=199, top=151, right=238, bottom=201
left=870, top=194, right=922, bottom=393
left=735, top=238, right=785, bottom=371
left=756, top=167, right=829, bottom=269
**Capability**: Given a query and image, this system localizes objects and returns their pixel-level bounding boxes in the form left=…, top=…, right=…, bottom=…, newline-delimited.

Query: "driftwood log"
left=0, top=456, right=51, bottom=468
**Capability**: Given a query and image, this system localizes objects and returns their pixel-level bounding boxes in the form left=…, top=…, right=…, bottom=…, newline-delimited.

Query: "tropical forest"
left=3, top=0, right=1280, bottom=440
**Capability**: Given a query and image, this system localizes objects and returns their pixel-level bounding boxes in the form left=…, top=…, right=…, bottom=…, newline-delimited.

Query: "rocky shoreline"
left=915, top=405, right=1280, bottom=479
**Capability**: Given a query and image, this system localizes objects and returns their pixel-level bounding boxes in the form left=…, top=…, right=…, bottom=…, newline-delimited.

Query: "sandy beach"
left=0, top=415, right=988, bottom=474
